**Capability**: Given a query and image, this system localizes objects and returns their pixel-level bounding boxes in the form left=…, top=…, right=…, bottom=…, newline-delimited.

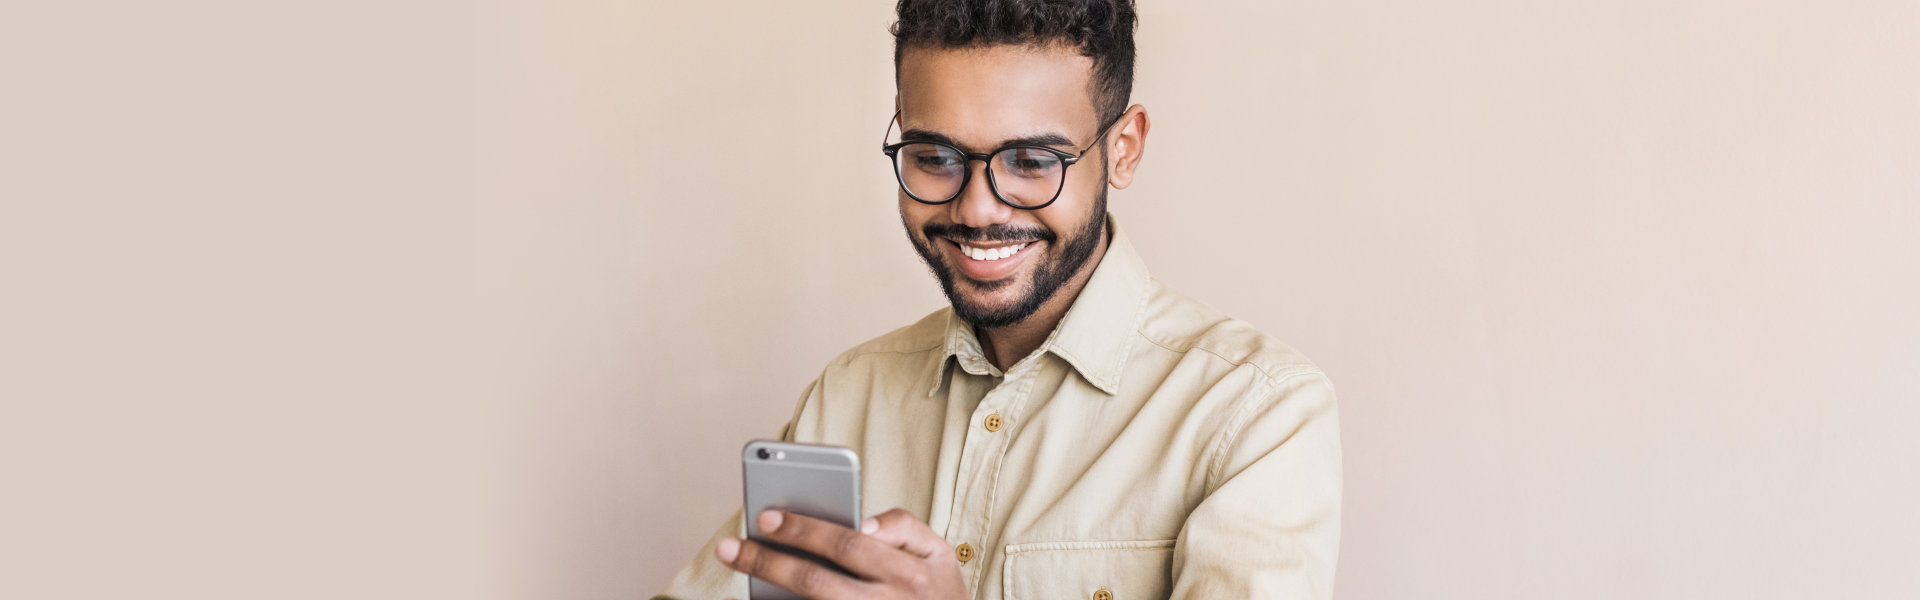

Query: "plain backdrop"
left=3, top=1, right=1916, bottom=599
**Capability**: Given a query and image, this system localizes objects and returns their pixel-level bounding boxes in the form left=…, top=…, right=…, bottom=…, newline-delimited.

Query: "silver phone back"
left=741, top=440, right=861, bottom=600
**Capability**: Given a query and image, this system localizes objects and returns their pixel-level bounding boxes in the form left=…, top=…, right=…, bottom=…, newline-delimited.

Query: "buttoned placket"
left=942, top=352, right=1043, bottom=589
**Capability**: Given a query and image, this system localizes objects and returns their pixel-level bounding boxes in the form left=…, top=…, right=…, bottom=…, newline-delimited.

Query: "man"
left=656, top=1, right=1341, bottom=598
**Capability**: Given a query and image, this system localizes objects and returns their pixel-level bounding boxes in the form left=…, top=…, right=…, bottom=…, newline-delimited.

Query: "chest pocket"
left=1002, top=539, right=1175, bottom=600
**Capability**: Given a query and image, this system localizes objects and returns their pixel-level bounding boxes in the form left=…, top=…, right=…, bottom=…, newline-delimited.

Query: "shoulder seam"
left=1202, top=369, right=1327, bottom=490
left=1139, top=333, right=1318, bottom=388
left=824, top=307, right=951, bottom=367
left=829, top=341, right=942, bottom=366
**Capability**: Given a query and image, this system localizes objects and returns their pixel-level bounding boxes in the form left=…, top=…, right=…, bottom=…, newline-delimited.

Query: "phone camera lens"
left=757, top=448, right=771, bottom=460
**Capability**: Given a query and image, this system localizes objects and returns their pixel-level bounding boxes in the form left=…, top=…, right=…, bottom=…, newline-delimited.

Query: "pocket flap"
left=1003, top=539, right=1175, bottom=600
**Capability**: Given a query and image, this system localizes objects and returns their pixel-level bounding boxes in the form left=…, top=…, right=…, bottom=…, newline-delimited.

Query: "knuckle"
left=830, top=529, right=865, bottom=560
left=740, top=543, right=773, bottom=575
left=906, top=572, right=933, bottom=593
left=794, top=564, right=834, bottom=596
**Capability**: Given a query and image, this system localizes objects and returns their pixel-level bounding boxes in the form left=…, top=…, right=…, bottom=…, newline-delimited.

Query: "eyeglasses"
left=880, top=111, right=1121, bottom=210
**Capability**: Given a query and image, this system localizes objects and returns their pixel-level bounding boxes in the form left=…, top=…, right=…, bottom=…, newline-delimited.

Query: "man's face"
left=895, top=44, right=1110, bottom=329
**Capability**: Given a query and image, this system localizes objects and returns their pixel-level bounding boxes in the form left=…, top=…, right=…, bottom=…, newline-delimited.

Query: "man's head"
left=889, top=0, right=1148, bottom=329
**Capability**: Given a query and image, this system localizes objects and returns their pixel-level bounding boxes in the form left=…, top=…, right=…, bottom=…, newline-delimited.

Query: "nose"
left=950, top=156, right=1014, bottom=229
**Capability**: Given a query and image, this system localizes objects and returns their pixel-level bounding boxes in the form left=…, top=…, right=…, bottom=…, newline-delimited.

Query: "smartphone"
left=741, top=440, right=862, bottom=600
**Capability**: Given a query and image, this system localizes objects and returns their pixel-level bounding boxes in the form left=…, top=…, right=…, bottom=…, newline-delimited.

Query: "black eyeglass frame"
left=880, top=110, right=1123, bottom=210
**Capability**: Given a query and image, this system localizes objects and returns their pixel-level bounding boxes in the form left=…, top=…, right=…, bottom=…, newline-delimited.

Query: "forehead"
left=897, top=44, right=1100, bottom=147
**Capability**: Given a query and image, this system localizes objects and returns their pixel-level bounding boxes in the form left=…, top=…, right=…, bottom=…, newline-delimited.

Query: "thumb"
left=862, top=508, right=952, bottom=560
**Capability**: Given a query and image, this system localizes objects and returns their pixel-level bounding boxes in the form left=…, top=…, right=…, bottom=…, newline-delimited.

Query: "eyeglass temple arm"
left=881, top=110, right=901, bottom=150
left=1077, top=113, right=1128, bottom=156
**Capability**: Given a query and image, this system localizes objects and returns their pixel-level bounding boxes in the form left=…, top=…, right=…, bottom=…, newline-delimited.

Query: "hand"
left=716, top=508, right=969, bottom=600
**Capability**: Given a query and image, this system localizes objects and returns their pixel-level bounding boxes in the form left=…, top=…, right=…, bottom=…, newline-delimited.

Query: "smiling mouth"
left=949, top=239, right=1034, bottom=262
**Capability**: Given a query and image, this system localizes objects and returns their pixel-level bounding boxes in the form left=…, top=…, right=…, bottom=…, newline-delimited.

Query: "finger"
left=863, top=508, right=953, bottom=560
left=722, top=537, right=871, bottom=600
left=758, top=510, right=915, bottom=582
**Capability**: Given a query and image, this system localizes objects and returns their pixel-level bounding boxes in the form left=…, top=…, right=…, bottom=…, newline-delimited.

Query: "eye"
left=999, top=149, right=1062, bottom=178
left=903, top=145, right=962, bottom=174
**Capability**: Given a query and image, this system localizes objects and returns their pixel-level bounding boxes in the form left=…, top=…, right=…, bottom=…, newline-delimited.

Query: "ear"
left=1104, top=105, right=1150, bottom=190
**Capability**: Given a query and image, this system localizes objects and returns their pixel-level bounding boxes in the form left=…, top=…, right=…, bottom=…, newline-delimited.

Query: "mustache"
left=922, top=223, right=1056, bottom=244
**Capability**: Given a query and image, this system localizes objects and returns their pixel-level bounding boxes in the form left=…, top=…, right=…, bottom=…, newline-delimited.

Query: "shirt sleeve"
left=651, top=378, right=823, bottom=599
left=1169, top=370, right=1343, bottom=599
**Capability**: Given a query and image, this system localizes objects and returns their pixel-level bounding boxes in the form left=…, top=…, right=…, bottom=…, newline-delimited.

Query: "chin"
left=949, top=282, right=1046, bottom=329
left=956, top=293, right=1021, bottom=316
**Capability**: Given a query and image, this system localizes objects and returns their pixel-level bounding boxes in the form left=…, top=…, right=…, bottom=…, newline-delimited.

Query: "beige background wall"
left=5, top=1, right=1916, bottom=599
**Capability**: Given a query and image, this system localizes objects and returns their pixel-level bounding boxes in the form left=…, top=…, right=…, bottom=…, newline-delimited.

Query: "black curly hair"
left=891, top=0, right=1138, bottom=124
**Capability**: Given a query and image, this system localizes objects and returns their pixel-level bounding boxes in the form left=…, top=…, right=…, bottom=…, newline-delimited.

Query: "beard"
left=906, top=185, right=1108, bottom=329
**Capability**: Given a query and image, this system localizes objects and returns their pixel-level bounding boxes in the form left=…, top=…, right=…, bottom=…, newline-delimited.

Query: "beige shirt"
left=655, top=216, right=1342, bottom=599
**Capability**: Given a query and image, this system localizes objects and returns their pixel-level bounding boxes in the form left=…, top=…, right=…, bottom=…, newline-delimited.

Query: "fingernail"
left=759, top=510, right=784, bottom=533
left=861, top=518, right=878, bottom=534
left=716, top=538, right=740, bottom=563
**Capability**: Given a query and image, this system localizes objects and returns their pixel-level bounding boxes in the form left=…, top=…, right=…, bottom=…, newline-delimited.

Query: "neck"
left=976, top=224, right=1111, bottom=371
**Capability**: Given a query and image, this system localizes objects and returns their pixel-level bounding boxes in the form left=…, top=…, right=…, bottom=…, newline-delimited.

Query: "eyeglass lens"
left=893, top=144, right=1066, bottom=207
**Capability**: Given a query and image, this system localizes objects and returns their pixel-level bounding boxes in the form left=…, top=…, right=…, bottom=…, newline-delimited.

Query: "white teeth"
left=958, top=242, right=1031, bottom=261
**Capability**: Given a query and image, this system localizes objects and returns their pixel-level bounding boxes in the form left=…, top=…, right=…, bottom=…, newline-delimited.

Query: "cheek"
left=899, top=195, right=943, bottom=229
left=1028, top=200, right=1093, bottom=242
left=1065, top=165, right=1105, bottom=200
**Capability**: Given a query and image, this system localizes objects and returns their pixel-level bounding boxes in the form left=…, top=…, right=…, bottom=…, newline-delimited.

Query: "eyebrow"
left=899, top=128, right=1078, bottom=153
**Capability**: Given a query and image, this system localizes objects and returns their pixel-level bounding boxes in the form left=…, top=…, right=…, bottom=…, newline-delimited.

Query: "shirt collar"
left=926, top=213, right=1151, bottom=397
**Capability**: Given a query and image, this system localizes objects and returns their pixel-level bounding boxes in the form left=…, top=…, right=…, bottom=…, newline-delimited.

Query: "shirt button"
left=1093, top=588, right=1113, bottom=600
left=955, top=542, right=974, bottom=563
left=983, top=412, right=1002, bottom=432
